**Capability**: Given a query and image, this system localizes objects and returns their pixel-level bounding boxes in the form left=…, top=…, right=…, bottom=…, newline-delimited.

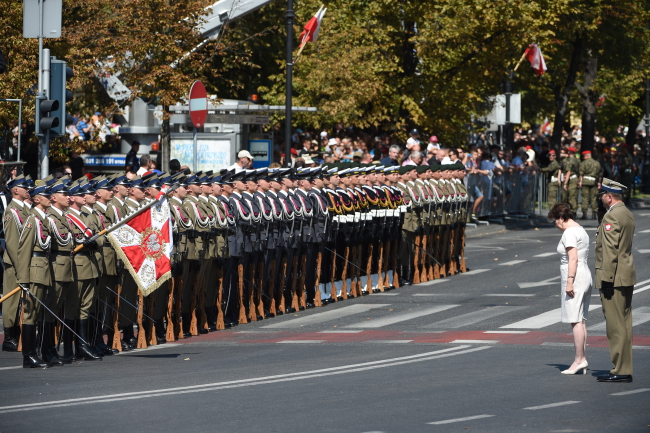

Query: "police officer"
left=595, top=178, right=636, bottom=383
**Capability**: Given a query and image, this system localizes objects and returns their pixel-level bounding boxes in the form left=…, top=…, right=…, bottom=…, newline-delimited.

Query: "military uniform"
left=616, top=149, right=634, bottom=203
left=2, top=175, right=32, bottom=352
left=540, top=153, right=561, bottom=209
left=579, top=152, right=602, bottom=218
left=561, top=153, right=581, bottom=212
left=595, top=179, right=636, bottom=381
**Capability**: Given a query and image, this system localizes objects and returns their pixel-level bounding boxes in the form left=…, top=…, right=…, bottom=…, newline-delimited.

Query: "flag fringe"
left=107, top=234, right=172, bottom=297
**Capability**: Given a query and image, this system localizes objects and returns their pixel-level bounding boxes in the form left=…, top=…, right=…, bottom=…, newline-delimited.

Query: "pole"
left=641, top=78, right=650, bottom=193
left=193, top=126, right=198, bottom=172
left=504, top=71, right=514, bottom=151
left=17, top=99, right=22, bottom=162
left=37, top=0, right=47, bottom=178
left=284, top=0, right=294, bottom=168
left=41, top=51, right=51, bottom=179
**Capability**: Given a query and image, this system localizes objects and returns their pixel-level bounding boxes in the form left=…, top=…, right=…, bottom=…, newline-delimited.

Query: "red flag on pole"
left=298, top=5, right=327, bottom=50
left=523, top=44, right=547, bottom=76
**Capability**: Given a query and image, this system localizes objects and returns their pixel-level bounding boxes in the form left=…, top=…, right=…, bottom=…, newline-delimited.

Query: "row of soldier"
left=1, top=161, right=470, bottom=368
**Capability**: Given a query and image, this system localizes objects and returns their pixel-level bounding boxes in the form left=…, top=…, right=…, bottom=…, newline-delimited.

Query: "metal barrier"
left=466, top=169, right=541, bottom=219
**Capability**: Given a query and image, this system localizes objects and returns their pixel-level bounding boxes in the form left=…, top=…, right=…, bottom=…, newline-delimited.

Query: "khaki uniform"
left=561, top=157, right=580, bottom=212
left=66, top=208, right=100, bottom=320
left=16, top=208, right=53, bottom=325
left=46, top=207, right=75, bottom=323
left=540, top=160, right=561, bottom=209
left=2, top=199, right=31, bottom=329
left=579, top=158, right=602, bottom=216
left=595, top=202, right=636, bottom=375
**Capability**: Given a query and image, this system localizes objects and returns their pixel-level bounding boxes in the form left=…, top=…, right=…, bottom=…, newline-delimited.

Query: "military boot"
left=2, top=327, right=19, bottom=352
left=181, top=313, right=192, bottom=338
left=61, top=319, right=77, bottom=362
left=155, top=320, right=167, bottom=344
left=22, top=324, right=51, bottom=368
left=41, top=322, right=65, bottom=366
left=76, top=319, right=102, bottom=361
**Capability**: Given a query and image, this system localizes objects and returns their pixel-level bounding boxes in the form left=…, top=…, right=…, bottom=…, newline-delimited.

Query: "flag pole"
left=293, top=31, right=310, bottom=65
left=513, top=50, right=528, bottom=72
left=284, top=0, right=295, bottom=168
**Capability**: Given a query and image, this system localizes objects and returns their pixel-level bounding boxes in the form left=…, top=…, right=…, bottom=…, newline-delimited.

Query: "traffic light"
left=49, top=59, right=74, bottom=136
left=35, top=98, right=60, bottom=135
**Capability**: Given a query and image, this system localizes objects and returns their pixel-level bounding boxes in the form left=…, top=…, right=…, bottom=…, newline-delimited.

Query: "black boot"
left=121, top=324, right=137, bottom=350
left=61, top=319, right=77, bottom=363
left=41, top=322, right=65, bottom=366
left=155, top=320, right=167, bottom=344
left=76, top=319, right=102, bottom=361
left=2, top=327, right=19, bottom=352
left=22, top=324, right=51, bottom=368
left=207, top=307, right=217, bottom=332
left=181, top=313, right=192, bottom=338
left=92, top=313, right=117, bottom=356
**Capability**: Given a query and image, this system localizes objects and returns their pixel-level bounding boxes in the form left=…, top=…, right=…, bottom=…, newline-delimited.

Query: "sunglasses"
left=64, top=172, right=72, bottom=176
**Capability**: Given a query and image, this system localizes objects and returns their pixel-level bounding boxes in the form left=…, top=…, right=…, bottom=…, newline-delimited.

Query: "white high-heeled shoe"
left=561, top=360, right=588, bottom=375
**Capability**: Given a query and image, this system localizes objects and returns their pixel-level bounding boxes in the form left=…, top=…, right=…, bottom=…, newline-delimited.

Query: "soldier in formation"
left=1, top=161, right=470, bottom=368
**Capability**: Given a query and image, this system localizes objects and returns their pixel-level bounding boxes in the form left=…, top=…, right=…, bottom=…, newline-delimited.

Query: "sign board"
left=208, top=115, right=269, bottom=125
left=23, top=0, right=62, bottom=38
left=188, top=81, right=208, bottom=128
left=490, top=94, right=521, bottom=125
left=83, top=154, right=126, bottom=167
left=171, top=138, right=231, bottom=173
left=249, top=139, right=272, bottom=168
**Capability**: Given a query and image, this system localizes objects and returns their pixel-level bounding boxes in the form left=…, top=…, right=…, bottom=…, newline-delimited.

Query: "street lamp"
left=284, top=0, right=294, bottom=168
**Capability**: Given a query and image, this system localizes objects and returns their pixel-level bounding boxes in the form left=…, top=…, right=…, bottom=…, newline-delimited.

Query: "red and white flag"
left=298, top=5, right=327, bottom=49
left=107, top=197, right=173, bottom=296
left=523, top=44, right=547, bottom=76
left=541, top=117, right=550, bottom=133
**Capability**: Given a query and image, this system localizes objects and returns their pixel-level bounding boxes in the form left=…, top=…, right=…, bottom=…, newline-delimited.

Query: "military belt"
left=32, top=251, right=50, bottom=258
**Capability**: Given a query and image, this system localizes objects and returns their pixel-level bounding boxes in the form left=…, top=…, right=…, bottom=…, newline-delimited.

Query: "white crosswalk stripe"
left=345, top=305, right=460, bottom=328
left=499, top=260, right=527, bottom=266
left=500, top=305, right=601, bottom=329
left=421, top=306, right=527, bottom=329
left=262, top=304, right=391, bottom=329
left=533, top=252, right=556, bottom=257
left=587, top=306, right=650, bottom=332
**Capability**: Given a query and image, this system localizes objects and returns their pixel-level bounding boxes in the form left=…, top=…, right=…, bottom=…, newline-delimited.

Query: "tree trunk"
left=551, top=37, right=583, bottom=148
left=577, top=53, right=598, bottom=153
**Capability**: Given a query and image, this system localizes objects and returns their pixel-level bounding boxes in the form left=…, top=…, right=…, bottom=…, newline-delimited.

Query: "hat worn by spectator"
left=320, top=131, right=328, bottom=138
left=567, top=147, right=576, bottom=153
left=238, top=150, right=254, bottom=160
left=303, top=155, right=315, bottom=165
left=429, top=136, right=438, bottom=142
left=352, top=151, right=363, bottom=158
left=548, top=150, right=556, bottom=155
left=328, top=138, right=337, bottom=146
left=600, top=178, right=626, bottom=194
left=581, top=150, right=591, bottom=155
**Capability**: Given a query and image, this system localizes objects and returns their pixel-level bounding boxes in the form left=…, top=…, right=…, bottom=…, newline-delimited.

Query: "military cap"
left=398, top=165, right=416, bottom=175
left=111, top=173, right=131, bottom=187
left=83, top=180, right=97, bottom=194
left=25, top=175, right=36, bottom=191
left=200, top=171, right=214, bottom=185
left=254, top=168, right=269, bottom=181
left=415, top=165, right=430, bottom=174
left=384, top=166, right=399, bottom=174
left=129, top=175, right=146, bottom=189
left=159, top=172, right=175, bottom=186
left=185, top=174, right=201, bottom=185
left=274, top=168, right=292, bottom=180
left=94, top=175, right=114, bottom=190
left=310, top=167, right=324, bottom=179
left=38, top=174, right=58, bottom=187
left=287, top=168, right=301, bottom=180
left=68, top=181, right=86, bottom=196
left=338, top=168, right=352, bottom=178
left=7, top=174, right=30, bottom=189
left=600, top=178, right=626, bottom=194
left=174, top=174, right=189, bottom=187
left=49, top=179, right=70, bottom=194
left=296, top=169, right=313, bottom=181
left=143, top=172, right=162, bottom=189
left=228, top=170, right=246, bottom=183
left=429, top=164, right=441, bottom=172
left=30, top=182, right=52, bottom=197
left=326, top=166, right=339, bottom=176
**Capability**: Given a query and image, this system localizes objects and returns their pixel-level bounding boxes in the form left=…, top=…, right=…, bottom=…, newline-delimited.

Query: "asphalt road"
left=1, top=209, right=649, bottom=433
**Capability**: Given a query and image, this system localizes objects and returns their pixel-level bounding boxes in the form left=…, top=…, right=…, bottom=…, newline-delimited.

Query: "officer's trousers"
left=223, top=256, right=240, bottom=321
left=119, top=273, right=139, bottom=325
left=581, top=185, right=598, bottom=214
left=547, top=182, right=559, bottom=209
left=399, top=230, right=415, bottom=280
left=2, top=265, right=20, bottom=329
left=304, top=243, right=318, bottom=303
left=22, top=283, right=45, bottom=325
left=46, top=281, right=71, bottom=322
left=67, top=278, right=95, bottom=320
left=600, top=286, right=634, bottom=375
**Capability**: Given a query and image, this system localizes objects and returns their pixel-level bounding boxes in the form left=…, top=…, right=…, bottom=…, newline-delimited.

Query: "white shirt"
left=228, top=163, right=245, bottom=174
left=136, top=167, right=148, bottom=176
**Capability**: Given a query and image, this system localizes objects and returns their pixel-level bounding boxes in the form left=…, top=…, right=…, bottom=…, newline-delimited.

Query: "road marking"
left=417, top=279, right=451, bottom=286
left=484, top=330, right=529, bottom=334
left=460, top=269, right=490, bottom=276
left=345, top=305, right=460, bottom=328
left=588, top=306, right=650, bottom=331
left=365, top=340, right=413, bottom=344
left=0, top=346, right=491, bottom=414
left=638, top=249, right=650, bottom=254
left=422, top=306, right=526, bottom=329
left=638, top=229, right=650, bottom=233
left=500, top=305, right=600, bottom=329
left=638, top=213, right=650, bottom=216
left=371, top=293, right=400, bottom=296
left=262, top=304, right=391, bottom=329
left=117, top=343, right=181, bottom=355
left=277, top=340, right=325, bottom=344
left=634, top=284, right=650, bottom=294
left=636, top=278, right=650, bottom=286
left=318, top=330, right=364, bottom=333
left=518, top=276, right=561, bottom=289
left=427, top=414, right=495, bottom=425
left=524, top=401, right=581, bottom=410
left=0, top=366, right=21, bottom=371
left=237, top=330, right=281, bottom=334
left=483, top=294, right=535, bottom=297
left=584, top=227, right=597, bottom=231
left=541, top=342, right=574, bottom=347
left=451, top=339, right=499, bottom=344
left=611, top=388, right=650, bottom=396
left=632, top=345, right=650, bottom=350
left=499, top=260, right=528, bottom=266
left=465, top=245, right=505, bottom=250
left=533, top=252, right=556, bottom=257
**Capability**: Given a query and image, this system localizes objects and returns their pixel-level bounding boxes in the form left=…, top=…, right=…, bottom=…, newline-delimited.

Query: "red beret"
left=525, top=145, right=532, bottom=150
left=548, top=150, right=556, bottom=155
left=581, top=150, right=591, bottom=155
left=567, top=147, right=576, bottom=153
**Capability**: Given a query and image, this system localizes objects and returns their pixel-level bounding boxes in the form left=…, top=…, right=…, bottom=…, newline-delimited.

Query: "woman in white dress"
left=549, top=203, right=593, bottom=375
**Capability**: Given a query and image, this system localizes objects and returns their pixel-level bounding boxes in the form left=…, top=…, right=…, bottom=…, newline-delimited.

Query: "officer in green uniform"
left=540, top=150, right=561, bottom=209
left=578, top=150, right=602, bottom=220
left=395, top=166, right=418, bottom=285
left=16, top=181, right=55, bottom=368
left=2, top=175, right=32, bottom=352
left=595, top=178, right=636, bottom=383
left=561, top=147, right=580, bottom=212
